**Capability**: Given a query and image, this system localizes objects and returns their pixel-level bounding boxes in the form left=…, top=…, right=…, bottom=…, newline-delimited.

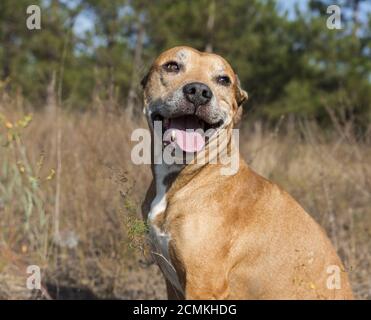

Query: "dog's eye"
left=163, top=61, right=180, bottom=73
left=216, top=75, right=231, bottom=86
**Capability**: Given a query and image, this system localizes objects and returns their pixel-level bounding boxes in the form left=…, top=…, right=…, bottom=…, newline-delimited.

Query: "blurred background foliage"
left=0, top=0, right=370, bottom=128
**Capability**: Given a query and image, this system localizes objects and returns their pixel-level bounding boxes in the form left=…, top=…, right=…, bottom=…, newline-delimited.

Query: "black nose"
left=183, top=82, right=213, bottom=107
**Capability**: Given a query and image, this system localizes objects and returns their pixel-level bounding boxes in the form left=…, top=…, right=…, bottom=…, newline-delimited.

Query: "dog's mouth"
left=152, top=114, right=223, bottom=153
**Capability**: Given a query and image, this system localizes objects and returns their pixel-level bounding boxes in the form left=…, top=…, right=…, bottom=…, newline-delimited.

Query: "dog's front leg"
left=184, top=270, right=230, bottom=300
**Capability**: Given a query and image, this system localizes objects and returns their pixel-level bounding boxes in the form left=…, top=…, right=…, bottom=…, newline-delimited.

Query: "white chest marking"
left=148, top=164, right=183, bottom=294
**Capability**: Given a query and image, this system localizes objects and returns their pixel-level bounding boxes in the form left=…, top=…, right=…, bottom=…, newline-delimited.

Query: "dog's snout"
left=183, top=82, right=212, bottom=107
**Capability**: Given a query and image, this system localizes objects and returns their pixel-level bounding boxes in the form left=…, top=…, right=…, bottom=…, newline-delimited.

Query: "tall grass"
left=0, top=100, right=370, bottom=299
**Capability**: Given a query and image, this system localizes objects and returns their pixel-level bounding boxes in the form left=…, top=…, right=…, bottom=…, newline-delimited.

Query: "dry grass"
left=0, top=104, right=165, bottom=299
left=0, top=101, right=370, bottom=299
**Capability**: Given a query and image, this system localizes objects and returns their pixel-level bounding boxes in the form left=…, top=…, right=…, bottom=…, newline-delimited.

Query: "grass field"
left=0, top=100, right=370, bottom=299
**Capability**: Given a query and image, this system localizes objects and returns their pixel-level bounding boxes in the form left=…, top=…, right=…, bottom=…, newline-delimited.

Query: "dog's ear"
left=141, top=65, right=155, bottom=89
left=233, top=105, right=243, bottom=125
left=233, top=75, right=248, bottom=125
left=235, top=74, right=248, bottom=106
left=140, top=72, right=149, bottom=89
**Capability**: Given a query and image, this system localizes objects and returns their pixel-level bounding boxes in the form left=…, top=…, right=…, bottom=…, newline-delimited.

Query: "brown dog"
left=141, top=46, right=353, bottom=299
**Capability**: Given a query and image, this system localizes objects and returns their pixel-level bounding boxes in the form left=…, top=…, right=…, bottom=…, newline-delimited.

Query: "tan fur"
left=142, top=46, right=353, bottom=300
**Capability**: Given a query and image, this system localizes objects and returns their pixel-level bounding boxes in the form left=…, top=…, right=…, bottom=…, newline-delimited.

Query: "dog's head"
left=142, top=46, right=247, bottom=153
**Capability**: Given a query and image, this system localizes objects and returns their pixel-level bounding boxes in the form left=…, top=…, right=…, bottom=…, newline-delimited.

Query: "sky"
left=276, top=0, right=309, bottom=19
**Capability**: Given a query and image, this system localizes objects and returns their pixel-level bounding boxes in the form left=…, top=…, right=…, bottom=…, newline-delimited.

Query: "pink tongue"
left=163, top=116, right=205, bottom=153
